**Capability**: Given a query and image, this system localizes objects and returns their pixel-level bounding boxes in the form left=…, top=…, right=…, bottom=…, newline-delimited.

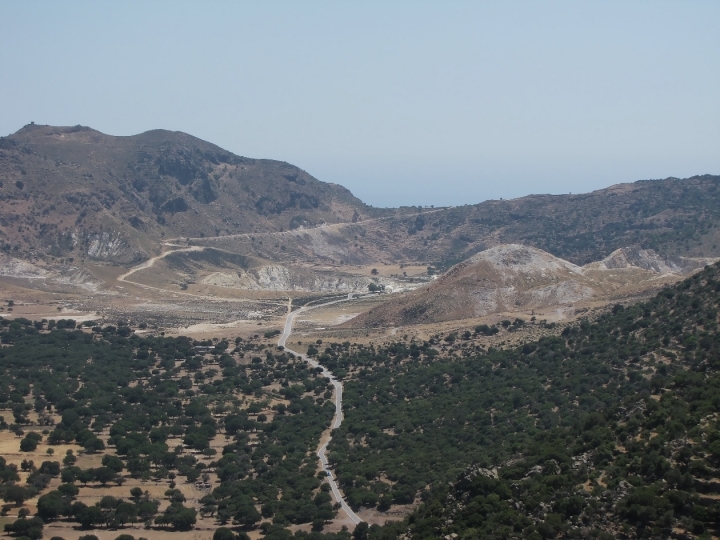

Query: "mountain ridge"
left=0, top=123, right=378, bottom=264
left=2, top=124, right=720, bottom=273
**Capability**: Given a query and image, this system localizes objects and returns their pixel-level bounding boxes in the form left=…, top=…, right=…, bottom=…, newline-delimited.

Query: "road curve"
left=117, top=245, right=205, bottom=282
left=116, top=246, right=283, bottom=305
left=278, top=296, right=364, bottom=525
left=169, top=208, right=447, bottom=244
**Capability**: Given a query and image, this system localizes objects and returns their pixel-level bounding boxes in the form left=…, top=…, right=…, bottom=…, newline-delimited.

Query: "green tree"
left=234, top=504, right=261, bottom=527
left=102, top=455, right=124, bottom=473
left=156, top=503, right=197, bottom=530
left=4, top=517, right=44, bottom=540
left=84, top=437, right=105, bottom=453
left=36, top=491, right=65, bottom=520
left=20, top=436, right=38, bottom=452
left=93, top=466, right=116, bottom=485
left=3, top=484, right=29, bottom=505
left=213, top=527, right=236, bottom=540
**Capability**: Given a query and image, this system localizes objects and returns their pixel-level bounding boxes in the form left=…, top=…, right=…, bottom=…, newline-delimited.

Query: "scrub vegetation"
left=0, top=319, right=351, bottom=540
left=320, top=261, right=720, bottom=538
left=1, top=261, right=720, bottom=539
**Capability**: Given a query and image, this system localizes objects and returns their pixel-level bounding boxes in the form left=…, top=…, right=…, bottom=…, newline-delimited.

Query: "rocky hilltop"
left=585, top=245, right=713, bottom=274
left=345, top=244, right=718, bottom=326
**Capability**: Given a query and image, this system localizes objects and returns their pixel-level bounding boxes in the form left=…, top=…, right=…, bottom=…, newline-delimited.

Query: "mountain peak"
left=0, top=124, right=371, bottom=264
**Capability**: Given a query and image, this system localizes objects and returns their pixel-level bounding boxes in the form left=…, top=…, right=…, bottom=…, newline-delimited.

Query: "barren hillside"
left=195, top=174, right=720, bottom=268
left=0, top=124, right=380, bottom=264
left=345, top=244, right=717, bottom=327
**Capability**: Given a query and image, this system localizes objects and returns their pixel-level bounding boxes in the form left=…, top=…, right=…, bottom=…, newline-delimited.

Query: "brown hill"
left=0, top=124, right=377, bottom=264
left=393, top=175, right=720, bottom=266
left=2, top=123, right=719, bottom=273
left=344, top=244, right=717, bottom=327
left=120, top=246, right=382, bottom=293
left=195, top=174, right=720, bottom=268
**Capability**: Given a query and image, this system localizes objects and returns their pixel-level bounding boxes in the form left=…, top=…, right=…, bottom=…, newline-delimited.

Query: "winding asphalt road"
left=278, top=295, right=364, bottom=525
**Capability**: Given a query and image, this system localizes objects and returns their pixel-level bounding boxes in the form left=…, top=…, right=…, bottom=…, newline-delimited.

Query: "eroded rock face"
left=202, top=265, right=380, bottom=293
left=523, top=280, right=596, bottom=307
left=0, top=254, right=103, bottom=291
left=589, top=245, right=717, bottom=274
left=0, top=256, right=48, bottom=279
left=86, top=231, right=146, bottom=265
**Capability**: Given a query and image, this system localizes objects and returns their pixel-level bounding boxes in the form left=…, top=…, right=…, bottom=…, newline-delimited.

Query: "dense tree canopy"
left=0, top=318, right=343, bottom=537
left=327, top=262, right=720, bottom=538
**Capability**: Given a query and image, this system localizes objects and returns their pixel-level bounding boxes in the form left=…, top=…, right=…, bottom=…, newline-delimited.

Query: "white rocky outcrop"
left=469, top=244, right=583, bottom=276
left=0, top=256, right=48, bottom=279
left=0, top=255, right=102, bottom=291
left=202, top=265, right=384, bottom=293
left=86, top=231, right=145, bottom=264
left=585, top=246, right=717, bottom=274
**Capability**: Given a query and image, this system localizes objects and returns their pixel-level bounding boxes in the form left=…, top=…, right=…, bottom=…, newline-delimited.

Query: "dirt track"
left=278, top=296, right=364, bottom=525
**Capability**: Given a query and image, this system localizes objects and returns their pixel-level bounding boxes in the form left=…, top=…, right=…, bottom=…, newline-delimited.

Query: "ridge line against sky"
left=1, top=1, right=719, bottom=208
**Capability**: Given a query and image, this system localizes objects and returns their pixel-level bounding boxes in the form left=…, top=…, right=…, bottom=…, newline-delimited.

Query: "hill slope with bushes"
left=319, top=261, right=720, bottom=539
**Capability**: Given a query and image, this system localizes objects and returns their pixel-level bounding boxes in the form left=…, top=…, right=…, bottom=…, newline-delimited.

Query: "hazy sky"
left=1, top=1, right=718, bottom=207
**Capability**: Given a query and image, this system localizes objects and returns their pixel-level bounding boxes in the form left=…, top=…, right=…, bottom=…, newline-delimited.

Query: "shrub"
left=19, top=436, right=38, bottom=452
left=213, top=528, right=235, bottom=540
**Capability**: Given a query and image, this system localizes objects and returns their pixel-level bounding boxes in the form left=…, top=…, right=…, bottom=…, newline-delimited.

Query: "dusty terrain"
left=2, top=236, right=715, bottom=368
left=0, top=235, right=435, bottom=337
left=344, top=244, right=717, bottom=328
